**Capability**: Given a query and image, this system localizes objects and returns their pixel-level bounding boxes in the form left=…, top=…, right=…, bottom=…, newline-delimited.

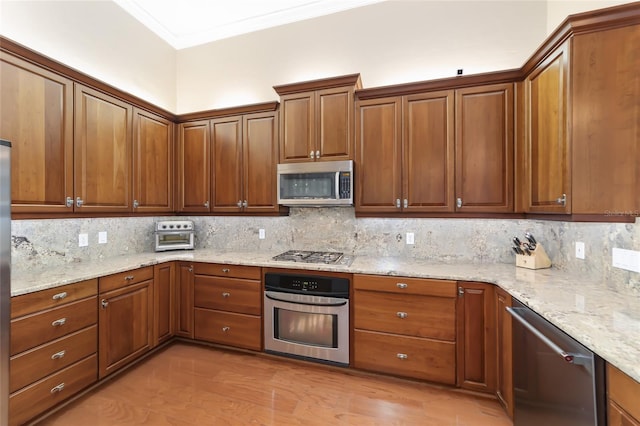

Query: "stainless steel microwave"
left=277, top=160, right=353, bottom=206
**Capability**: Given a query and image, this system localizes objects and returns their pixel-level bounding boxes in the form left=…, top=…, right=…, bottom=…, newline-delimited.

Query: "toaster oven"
left=154, top=220, right=195, bottom=252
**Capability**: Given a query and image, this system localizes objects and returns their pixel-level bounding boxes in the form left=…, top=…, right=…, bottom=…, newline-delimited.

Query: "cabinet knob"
left=52, top=292, right=67, bottom=301
left=396, top=199, right=401, bottom=209
left=66, top=196, right=73, bottom=208
left=222, top=292, right=230, bottom=298
left=556, top=194, right=567, bottom=206
left=310, top=151, right=315, bottom=159
left=51, top=350, right=66, bottom=360
left=76, top=197, right=84, bottom=208
left=50, top=383, right=65, bottom=394
left=396, top=283, right=408, bottom=289
left=51, top=318, right=66, bottom=327
left=396, top=312, right=408, bottom=319
left=222, top=326, right=230, bottom=332
left=456, top=197, right=462, bottom=208
left=133, top=199, right=139, bottom=209
left=396, top=353, right=408, bottom=360
left=101, top=299, right=109, bottom=309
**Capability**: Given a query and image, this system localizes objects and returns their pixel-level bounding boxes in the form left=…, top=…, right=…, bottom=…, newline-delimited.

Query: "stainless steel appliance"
left=272, top=250, right=352, bottom=265
left=264, top=272, right=350, bottom=365
left=508, top=299, right=605, bottom=426
left=277, top=160, right=353, bottom=206
left=1, top=139, right=11, bottom=425
left=154, top=220, right=195, bottom=252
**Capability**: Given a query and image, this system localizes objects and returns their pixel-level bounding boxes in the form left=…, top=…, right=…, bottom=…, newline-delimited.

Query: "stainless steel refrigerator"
left=0, top=139, right=10, bottom=426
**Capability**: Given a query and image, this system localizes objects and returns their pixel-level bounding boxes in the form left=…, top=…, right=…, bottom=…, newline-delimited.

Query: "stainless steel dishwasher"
left=507, top=299, right=606, bottom=426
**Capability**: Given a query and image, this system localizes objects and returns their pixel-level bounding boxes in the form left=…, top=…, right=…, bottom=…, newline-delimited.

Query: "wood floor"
left=38, top=343, right=513, bottom=425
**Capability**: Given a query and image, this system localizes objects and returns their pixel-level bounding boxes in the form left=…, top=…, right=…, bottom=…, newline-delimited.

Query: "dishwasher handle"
left=507, top=306, right=577, bottom=364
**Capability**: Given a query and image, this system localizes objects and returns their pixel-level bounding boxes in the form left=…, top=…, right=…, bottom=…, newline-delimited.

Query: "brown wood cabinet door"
left=175, top=263, right=194, bottom=338
left=495, top=287, right=513, bottom=419
left=456, top=281, right=496, bottom=393
left=524, top=41, right=571, bottom=214
left=211, top=116, right=243, bottom=213
left=74, top=84, right=132, bottom=213
left=132, top=108, right=173, bottom=213
left=355, top=97, right=402, bottom=213
left=572, top=27, right=640, bottom=215
left=455, top=84, right=514, bottom=213
left=0, top=53, right=73, bottom=214
left=243, top=111, right=279, bottom=213
left=98, top=279, right=153, bottom=379
left=177, top=120, right=210, bottom=212
left=153, top=262, right=175, bottom=347
left=279, top=92, right=315, bottom=162
left=403, top=91, right=455, bottom=212
left=316, top=86, right=353, bottom=161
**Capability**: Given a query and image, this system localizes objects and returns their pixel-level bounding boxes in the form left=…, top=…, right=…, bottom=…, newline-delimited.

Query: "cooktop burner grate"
left=272, top=250, right=345, bottom=264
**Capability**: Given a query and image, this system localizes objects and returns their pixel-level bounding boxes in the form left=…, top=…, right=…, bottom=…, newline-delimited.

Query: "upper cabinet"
left=0, top=52, right=74, bottom=214
left=274, top=74, right=361, bottom=163
left=177, top=120, right=211, bottom=212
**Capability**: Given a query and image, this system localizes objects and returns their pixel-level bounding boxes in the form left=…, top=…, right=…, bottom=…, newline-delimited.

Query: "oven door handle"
left=265, top=291, right=348, bottom=307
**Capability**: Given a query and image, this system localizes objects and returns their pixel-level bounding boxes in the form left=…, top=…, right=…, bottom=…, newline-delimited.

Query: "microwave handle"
left=335, top=171, right=340, bottom=199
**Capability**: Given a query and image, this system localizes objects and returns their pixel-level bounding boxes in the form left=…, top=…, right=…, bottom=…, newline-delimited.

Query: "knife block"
left=515, top=243, right=552, bottom=270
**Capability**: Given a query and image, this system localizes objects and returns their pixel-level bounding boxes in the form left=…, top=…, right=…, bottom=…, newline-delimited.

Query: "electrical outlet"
left=612, top=248, right=640, bottom=273
left=259, top=229, right=265, bottom=240
left=98, top=231, right=107, bottom=244
left=406, top=232, right=415, bottom=245
left=575, top=242, right=585, bottom=259
left=78, top=233, right=89, bottom=247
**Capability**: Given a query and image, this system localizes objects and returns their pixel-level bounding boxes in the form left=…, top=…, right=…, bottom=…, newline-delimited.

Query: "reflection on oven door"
left=275, top=308, right=336, bottom=348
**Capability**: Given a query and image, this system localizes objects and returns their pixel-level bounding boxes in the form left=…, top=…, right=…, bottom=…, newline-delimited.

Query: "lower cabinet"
left=608, top=364, right=640, bottom=426
left=456, top=281, right=496, bottom=393
left=193, top=263, right=262, bottom=351
left=353, top=275, right=457, bottom=385
left=153, top=262, right=175, bottom=346
left=495, top=287, right=513, bottom=418
left=9, top=279, right=98, bottom=426
left=98, top=266, right=154, bottom=379
left=175, top=262, right=195, bottom=338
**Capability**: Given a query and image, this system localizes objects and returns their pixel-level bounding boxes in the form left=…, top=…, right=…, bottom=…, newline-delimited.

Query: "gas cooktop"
left=272, top=250, right=352, bottom=265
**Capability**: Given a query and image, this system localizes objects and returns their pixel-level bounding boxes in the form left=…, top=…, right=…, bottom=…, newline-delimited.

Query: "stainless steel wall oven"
left=264, top=272, right=350, bottom=366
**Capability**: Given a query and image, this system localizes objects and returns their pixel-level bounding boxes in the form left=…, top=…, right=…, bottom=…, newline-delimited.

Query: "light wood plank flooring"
left=38, top=343, right=512, bottom=425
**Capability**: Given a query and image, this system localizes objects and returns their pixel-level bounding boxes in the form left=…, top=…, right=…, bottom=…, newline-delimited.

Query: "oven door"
left=264, top=291, right=349, bottom=365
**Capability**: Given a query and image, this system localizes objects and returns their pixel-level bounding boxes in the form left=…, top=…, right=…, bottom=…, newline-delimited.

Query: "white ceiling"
left=113, top=0, right=385, bottom=49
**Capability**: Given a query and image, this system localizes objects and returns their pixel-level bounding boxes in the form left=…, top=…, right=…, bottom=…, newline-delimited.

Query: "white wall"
left=546, top=0, right=632, bottom=33
left=0, top=0, right=176, bottom=112
left=176, top=1, right=548, bottom=113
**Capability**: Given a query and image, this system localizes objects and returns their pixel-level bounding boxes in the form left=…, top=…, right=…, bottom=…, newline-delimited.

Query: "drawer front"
left=11, top=279, right=97, bottom=319
left=9, top=354, right=97, bottom=426
left=194, top=308, right=261, bottom=351
left=354, top=274, right=456, bottom=297
left=194, top=275, right=261, bottom=315
left=194, top=263, right=261, bottom=280
left=354, top=290, right=456, bottom=340
left=11, top=297, right=97, bottom=356
left=354, top=329, right=456, bottom=385
left=99, top=266, right=154, bottom=293
left=10, top=325, right=97, bottom=393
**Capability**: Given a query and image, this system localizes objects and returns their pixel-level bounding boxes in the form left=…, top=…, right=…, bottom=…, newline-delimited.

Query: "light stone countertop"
left=11, top=250, right=640, bottom=384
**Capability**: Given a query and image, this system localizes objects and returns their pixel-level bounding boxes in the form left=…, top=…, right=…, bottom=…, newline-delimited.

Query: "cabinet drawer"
left=99, top=266, right=154, bottom=293
left=353, top=329, right=456, bottom=385
left=9, top=354, right=97, bottom=426
left=11, top=279, right=97, bottom=319
left=194, top=263, right=261, bottom=280
left=194, top=275, right=261, bottom=315
left=608, top=364, right=640, bottom=422
left=10, top=325, right=97, bottom=393
left=354, top=290, right=456, bottom=340
left=194, top=308, right=261, bottom=351
left=354, top=274, right=456, bottom=297
left=11, top=297, right=97, bottom=356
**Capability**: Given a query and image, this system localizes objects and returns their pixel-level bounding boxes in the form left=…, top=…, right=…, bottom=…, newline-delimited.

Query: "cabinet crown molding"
left=273, top=73, right=362, bottom=95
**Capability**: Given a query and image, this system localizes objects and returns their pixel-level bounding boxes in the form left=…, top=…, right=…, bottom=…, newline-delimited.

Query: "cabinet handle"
left=242, top=200, right=248, bottom=208
left=133, top=199, right=139, bottom=209
left=458, top=286, right=465, bottom=297
left=237, top=200, right=243, bottom=208
left=396, top=283, right=408, bottom=289
left=124, top=275, right=134, bottom=281
left=188, top=266, right=194, bottom=272
left=222, top=292, right=230, bottom=298
left=51, top=350, right=66, bottom=360
left=50, top=383, right=65, bottom=394
left=222, top=268, right=230, bottom=273
left=310, top=151, right=315, bottom=159
left=316, top=150, right=320, bottom=159
left=396, top=353, right=408, bottom=360
left=222, top=326, right=230, bottom=332
left=556, top=194, right=567, bottom=206
left=456, top=197, right=462, bottom=208
left=396, top=199, right=401, bottom=209
left=51, top=318, right=66, bottom=327
left=66, top=196, right=73, bottom=208
left=52, top=292, right=67, bottom=301
left=204, top=200, right=210, bottom=208
left=76, top=197, right=84, bottom=208
left=396, top=312, right=408, bottom=319
left=101, top=299, right=109, bottom=309
left=403, top=199, right=408, bottom=208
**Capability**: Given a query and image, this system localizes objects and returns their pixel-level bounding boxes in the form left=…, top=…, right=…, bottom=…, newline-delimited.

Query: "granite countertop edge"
left=11, top=250, right=640, bottom=384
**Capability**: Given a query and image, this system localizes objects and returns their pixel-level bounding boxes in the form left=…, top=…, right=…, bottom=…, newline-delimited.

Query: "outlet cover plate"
left=575, top=242, right=585, bottom=259
left=259, top=229, right=265, bottom=239
left=406, top=232, right=415, bottom=245
left=79, top=233, right=89, bottom=247
left=612, top=248, right=640, bottom=273
left=98, top=231, right=107, bottom=244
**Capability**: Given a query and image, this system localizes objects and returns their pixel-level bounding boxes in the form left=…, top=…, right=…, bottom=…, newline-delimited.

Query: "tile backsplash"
left=11, top=208, right=639, bottom=290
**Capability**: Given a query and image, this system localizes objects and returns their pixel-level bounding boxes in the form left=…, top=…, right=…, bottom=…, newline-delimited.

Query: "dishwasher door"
left=508, top=299, right=605, bottom=426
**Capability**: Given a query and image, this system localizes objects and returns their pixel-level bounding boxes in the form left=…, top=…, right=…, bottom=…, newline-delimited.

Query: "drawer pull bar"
left=124, top=275, right=135, bottom=281
left=396, top=283, right=408, bottom=289
left=51, top=350, right=66, bottom=360
left=52, top=292, right=67, bottom=301
left=396, top=312, right=408, bottom=319
left=51, top=318, right=67, bottom=327
left=222, top=268, right=230, bottom=273
left=50, top=383, right=65, bottom=394
left=222, top=326, right=230, bottom=332
left=222, top=292, right=230, bottom=298
left=396, top=353, right=408, bottom=360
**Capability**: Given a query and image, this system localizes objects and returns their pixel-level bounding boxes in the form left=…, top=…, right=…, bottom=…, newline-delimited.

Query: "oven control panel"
left=265, top=273, right=349, bottom=298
